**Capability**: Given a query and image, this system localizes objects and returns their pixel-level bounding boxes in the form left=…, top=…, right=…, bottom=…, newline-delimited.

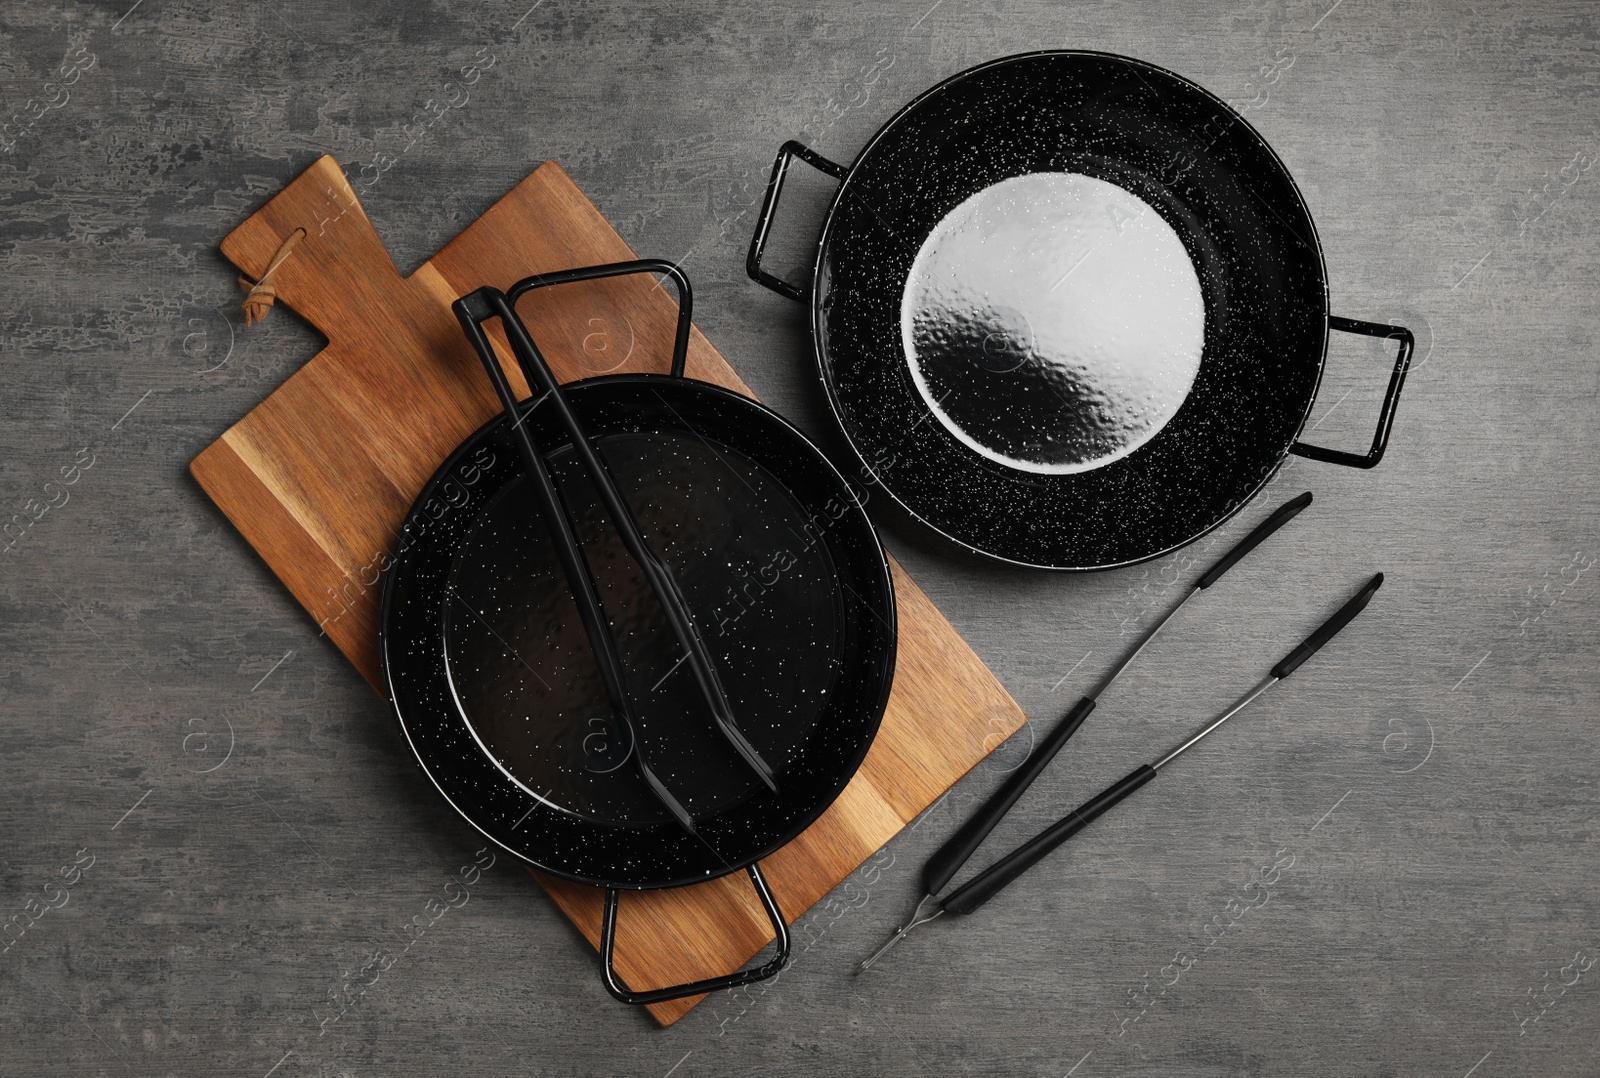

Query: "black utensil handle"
left=921, top=696, right=1096, bottom=897
left=600, top=864, right=791, bottom=1005
left=1290, top=316, right=1413, bottom=469
left=1271, top=572, right=1384, bottom=679
left=941, top=765, right=1159, bottom=916
left=746, top=140, right=849, bottom=301
left=1195, top=491, right=1313, bottom=589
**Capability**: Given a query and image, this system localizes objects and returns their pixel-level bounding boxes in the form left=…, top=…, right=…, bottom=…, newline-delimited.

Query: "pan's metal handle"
left=600, top=864, right=791, bottom=1005
left=746, top=140, right=848, bottom=301
left=505, top=258, right=693, bottom=378
left=1290, top=315, right=1413, bottom=469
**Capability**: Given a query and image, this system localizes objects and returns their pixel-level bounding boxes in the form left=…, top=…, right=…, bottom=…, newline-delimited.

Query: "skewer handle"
left=1195, top=491, right=1312, bottom=589
left=921, top=696, right=1096, bottom=897
left=1271, top=572, right=1383, bottom=678
left=940, top=765, right=1158, bottom=916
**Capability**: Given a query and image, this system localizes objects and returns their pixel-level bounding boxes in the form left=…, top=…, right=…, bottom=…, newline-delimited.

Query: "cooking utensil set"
left=372, top=50, right=1408, bottom=1005
left=859, top=493, right=1382, bottom=969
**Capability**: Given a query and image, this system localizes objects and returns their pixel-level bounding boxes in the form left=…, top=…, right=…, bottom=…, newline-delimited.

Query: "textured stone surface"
left=2, top=0, right=1597, bottom=1074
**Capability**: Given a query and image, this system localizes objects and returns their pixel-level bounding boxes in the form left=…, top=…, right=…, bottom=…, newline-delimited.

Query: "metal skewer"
left=860, top=569, right=1383, bottom=971
left=857, top=895, right=943, bottom=972
left=859, top=491, right=1312, bottom=972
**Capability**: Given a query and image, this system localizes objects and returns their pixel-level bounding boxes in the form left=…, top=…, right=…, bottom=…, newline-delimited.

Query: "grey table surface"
left=2, top=0, right=1597, bottom=1075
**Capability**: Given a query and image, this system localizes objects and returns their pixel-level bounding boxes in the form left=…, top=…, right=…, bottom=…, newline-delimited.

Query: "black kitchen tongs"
left=859, top=491, right=1382, bottom=969
left=452, top=261, right=776, bottom=836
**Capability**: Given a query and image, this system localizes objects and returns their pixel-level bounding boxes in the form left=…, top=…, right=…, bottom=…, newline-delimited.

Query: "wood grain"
left=189, top=155, right=1025, bottom=1026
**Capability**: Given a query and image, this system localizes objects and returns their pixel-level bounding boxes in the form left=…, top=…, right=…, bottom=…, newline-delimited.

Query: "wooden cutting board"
left=191, top=155, right=1025, bottom=1026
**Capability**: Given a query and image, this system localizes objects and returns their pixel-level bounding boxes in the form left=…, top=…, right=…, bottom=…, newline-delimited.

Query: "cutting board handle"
left=219, top=155, right=407, bottom=342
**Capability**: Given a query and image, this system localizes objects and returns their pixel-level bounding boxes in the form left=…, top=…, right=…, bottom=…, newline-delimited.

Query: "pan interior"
left=901, top=172, right=1205, bottom=475
left=384, top=377, right=896, bottom=887
left=441, top=430, right=842, bottom=829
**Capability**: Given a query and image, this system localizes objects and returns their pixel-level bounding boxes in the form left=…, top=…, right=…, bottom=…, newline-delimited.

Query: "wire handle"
left=746, top=140, right=848, bottom=301
left=1290, top=316, right=1412, bottom=469
left=601, top=864, right=791, bottom=1004
left=504, top=258, right=694, bottom=379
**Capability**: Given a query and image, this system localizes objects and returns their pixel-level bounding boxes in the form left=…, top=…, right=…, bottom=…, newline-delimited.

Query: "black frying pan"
left=379, top=262, right=896, bottom=1004
left=748, top=51, right=1413, bottom=570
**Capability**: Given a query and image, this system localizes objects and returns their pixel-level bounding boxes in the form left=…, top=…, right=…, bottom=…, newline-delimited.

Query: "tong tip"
left=727, top=729, right=778, bottom=792
left=856, top=933, right=902, bottom=974
left=856, top=895, right=943, bottom=974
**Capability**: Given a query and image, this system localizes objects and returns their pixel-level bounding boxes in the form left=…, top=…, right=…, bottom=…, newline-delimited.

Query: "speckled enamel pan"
left=379, top=262, right=896, bottom=1004
left=749, top=50, right=1412, bottom=571
left=380, top=374, right=895, bottom=890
